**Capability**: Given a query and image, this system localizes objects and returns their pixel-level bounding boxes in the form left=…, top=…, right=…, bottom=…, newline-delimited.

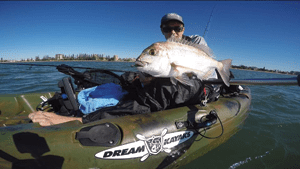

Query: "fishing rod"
left=0, top=62, right=129, bottom=72
left=203, top=75, right=300, bottom=86
left=203, top=4, right=216, bottom=38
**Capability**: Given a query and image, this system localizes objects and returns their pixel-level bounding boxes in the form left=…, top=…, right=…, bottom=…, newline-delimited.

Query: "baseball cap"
left=160, top=13, right=184, bottom=27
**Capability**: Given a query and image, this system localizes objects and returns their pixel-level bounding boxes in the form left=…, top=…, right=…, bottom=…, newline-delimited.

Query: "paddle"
left=203, top=74, right=300, bottom=86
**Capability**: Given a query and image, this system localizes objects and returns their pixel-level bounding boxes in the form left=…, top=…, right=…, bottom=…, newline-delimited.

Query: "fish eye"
left=149, top=49, right=155, bottom=55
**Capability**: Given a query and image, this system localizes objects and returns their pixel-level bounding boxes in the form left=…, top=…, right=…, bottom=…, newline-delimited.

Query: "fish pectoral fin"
left=170, top=62, right=181, bottom=76
left=217, top=59, right=232, bottom=87
left=174, top=75, right=194, bottom=87
left=170, top=63, right=197, bottom=78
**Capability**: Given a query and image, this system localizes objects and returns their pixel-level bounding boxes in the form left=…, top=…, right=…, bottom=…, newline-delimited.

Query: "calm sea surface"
left=0, top=61, right=299, bottom=169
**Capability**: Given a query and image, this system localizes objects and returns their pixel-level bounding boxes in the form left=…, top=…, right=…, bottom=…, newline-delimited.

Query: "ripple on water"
left=229, top=150, right=271, bottom=169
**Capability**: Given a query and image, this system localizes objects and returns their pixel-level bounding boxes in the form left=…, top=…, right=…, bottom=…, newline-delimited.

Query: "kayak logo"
left=136, top=129, right=171, bottom=161
left=95, top=129, right=194, bottom=161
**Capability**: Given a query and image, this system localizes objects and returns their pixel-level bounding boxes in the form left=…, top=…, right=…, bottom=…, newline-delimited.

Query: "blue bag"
left=77, top=83, right=128, bottom=114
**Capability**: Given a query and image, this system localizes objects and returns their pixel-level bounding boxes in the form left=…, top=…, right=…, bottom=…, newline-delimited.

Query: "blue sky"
left=0, top=1, right=299, bottom=71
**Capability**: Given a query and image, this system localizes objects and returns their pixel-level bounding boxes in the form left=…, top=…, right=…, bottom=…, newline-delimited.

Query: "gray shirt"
left=189, top=35, right=208, bottom=46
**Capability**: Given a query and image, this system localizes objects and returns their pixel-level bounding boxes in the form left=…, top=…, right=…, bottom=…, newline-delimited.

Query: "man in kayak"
left=28, top=13, right=220, bottom=126
left=160, top=12, right=221, bottom=99
left=160, top=13, right=219, bottom=79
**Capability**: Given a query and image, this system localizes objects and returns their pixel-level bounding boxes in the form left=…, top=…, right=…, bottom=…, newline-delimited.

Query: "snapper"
left=135, top=37, right=232, bottom=86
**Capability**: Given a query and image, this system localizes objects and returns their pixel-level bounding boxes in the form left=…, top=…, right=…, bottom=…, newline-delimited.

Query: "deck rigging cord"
left=191, top=110, right=224, bottom=140
left=197, top=112, right=224, bottom=139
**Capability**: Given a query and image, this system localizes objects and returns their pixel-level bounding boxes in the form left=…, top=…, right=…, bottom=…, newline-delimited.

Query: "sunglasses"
left=162, top=26, right=184, bottom=33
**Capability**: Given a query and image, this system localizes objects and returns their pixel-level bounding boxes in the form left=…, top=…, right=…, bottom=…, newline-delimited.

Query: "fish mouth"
left=135, top=60, right=146, bottom=67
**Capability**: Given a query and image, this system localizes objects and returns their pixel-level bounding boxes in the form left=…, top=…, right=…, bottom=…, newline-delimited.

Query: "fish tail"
left=218, top=59, right=232, bottom=86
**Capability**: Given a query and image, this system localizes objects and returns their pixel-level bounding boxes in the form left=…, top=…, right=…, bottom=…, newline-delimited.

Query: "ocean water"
left=0, top=61, right=299, bottom=169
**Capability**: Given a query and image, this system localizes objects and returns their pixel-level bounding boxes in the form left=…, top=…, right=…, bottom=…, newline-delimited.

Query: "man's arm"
left=29, top=111, right=82, bottom=126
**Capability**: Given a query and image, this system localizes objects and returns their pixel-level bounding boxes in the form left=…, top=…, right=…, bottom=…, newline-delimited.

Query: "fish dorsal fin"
left=167, top=35, right=214, bottom=57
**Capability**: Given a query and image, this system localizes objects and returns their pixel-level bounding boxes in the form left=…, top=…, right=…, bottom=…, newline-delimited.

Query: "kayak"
left=0, top=86, right=251, bottom=169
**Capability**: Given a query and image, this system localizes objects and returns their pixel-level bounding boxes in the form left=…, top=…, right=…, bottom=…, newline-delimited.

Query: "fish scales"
left=135, top=38, right=231, bottom=86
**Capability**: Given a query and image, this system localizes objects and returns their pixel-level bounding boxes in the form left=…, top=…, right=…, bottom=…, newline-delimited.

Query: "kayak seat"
left=47, top=77, right=81, bottom=116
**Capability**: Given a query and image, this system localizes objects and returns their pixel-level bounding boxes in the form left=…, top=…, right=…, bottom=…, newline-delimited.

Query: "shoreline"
left=1, top=60, right=297, bottom=76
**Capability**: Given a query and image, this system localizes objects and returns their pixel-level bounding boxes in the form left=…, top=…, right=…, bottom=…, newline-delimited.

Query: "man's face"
left=161, top=21, right=185, bottom=40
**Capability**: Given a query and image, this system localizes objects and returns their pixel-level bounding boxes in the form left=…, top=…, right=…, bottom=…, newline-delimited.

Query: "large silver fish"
left=135, top=37, right=232, bottom=86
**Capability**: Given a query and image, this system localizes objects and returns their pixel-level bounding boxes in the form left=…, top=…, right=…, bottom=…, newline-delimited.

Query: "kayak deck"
left=0, top=87, right=251, bottom=169
left=0, top=92, right=54, bottom=126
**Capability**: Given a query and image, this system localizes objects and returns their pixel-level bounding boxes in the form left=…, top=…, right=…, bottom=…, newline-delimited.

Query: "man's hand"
left=28, top=111, right=82, bottom=126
